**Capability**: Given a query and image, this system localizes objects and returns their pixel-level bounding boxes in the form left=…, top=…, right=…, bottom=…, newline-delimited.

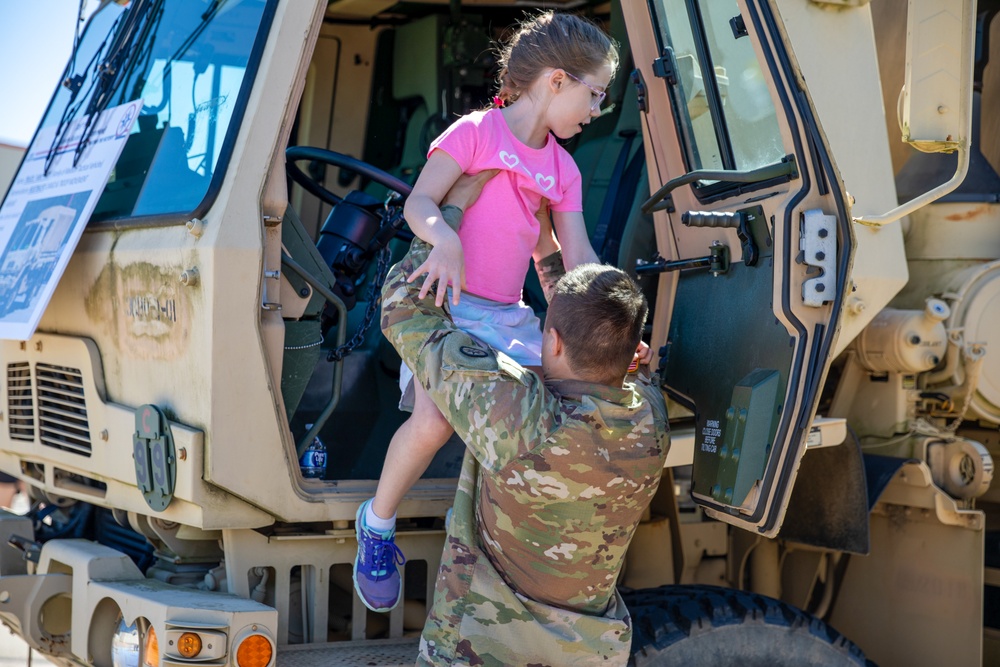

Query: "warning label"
left=701, top=419, right=723, bottom=453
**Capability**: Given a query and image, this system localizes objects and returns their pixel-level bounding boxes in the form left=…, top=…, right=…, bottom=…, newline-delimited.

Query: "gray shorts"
left=398, top=292, right=543, bottom=411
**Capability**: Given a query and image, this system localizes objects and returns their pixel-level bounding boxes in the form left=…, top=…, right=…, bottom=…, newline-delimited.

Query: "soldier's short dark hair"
left=545, top=264, right=648, bottom=384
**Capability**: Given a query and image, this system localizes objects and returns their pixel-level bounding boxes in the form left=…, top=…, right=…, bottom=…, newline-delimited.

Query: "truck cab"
left=0, top=1, right=993, bottom=666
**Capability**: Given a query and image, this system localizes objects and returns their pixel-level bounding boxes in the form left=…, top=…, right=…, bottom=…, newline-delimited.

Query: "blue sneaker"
left=353, top=500, right=406, bottom=612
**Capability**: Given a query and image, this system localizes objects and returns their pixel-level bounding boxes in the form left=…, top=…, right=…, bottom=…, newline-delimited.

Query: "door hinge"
left=631, top=68, right=647, bottom=113
left=730, top=14, right=748, bottom=39
left=652, top=47, right=678, bottom=85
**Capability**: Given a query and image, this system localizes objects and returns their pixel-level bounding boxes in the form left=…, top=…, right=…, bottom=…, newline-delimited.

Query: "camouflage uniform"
left=380, top=231, right=669, bottom=667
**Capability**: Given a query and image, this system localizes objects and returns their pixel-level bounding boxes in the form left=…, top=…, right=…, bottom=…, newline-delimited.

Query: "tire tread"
left=624, top=585, right=873, bottom=666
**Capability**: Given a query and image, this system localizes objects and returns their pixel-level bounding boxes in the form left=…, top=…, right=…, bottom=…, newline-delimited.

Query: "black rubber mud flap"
left=779, top=433, right=870, bottom=554
left=625, top=585, right=875, bottom=666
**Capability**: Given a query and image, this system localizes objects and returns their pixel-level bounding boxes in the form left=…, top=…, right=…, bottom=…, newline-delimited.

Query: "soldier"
left=374, top=177, right=669, bottom=666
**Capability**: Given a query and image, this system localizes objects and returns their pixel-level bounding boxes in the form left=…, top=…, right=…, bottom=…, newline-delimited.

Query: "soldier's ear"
left=547, top=327, right=564, bottom=357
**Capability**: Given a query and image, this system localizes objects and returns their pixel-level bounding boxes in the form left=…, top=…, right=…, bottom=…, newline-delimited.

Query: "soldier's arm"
left=381, top=239, right=560, bottom=472
left=534, top=250, right=565, bottom=304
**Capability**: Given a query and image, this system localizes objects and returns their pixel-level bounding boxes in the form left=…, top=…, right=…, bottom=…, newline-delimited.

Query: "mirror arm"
left=852, top=142, right=970, bottom=228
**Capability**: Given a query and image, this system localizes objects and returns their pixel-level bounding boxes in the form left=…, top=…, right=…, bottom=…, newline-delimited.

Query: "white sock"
left=365, top=502, right=396, bottom=534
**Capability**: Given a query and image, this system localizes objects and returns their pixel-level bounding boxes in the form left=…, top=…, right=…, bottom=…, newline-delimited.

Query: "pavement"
left=0, top=628, right=41, bottom=667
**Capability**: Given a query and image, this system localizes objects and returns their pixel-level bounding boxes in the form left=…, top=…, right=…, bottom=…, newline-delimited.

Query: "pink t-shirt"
left=428, top=109, right=583, bottom=304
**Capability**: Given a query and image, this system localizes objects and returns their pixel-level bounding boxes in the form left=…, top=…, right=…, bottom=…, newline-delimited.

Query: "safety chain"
left=327, top=245, right=393, bottom=362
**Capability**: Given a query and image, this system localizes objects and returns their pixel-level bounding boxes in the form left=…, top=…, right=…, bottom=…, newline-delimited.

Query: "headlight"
left=111, top=618, right=140, bottom=667
left=110, top=618, right=159, bottom=667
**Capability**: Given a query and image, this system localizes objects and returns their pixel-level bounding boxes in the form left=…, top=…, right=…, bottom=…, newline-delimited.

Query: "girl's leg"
left=355, top=382, right=454, bottom=612
left=371, top=381, right=454, bottom=520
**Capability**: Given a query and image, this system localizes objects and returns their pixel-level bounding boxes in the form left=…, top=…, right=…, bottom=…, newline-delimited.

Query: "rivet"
left=0, top=591, right=10, bottom=603
left=100, top=430, right=109, bottom=441
left=179, top=448, right=187, bottom=461
left=34, top=341, right=42, bottom=352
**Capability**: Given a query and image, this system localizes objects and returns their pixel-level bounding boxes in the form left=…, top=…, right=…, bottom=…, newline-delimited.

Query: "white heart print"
left=536, top=174, right=555, bottom=191
left=500, top=151, right=520, bottom=169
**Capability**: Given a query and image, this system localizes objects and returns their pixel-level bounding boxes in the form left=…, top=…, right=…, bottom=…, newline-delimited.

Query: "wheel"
left=285, top=146, right=412, bottom=206
left=624, top=585, right=873, bottom=667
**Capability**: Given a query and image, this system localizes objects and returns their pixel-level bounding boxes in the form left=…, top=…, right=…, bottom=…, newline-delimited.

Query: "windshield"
left=36, top=0, right=274, bottom=224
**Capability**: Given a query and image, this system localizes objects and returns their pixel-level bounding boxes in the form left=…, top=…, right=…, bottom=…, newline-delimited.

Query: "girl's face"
left=545, top=62, right=614, bottom=139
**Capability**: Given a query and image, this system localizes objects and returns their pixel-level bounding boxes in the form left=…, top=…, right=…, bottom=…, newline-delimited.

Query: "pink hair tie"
left=492, top=96, right=504, bottom=108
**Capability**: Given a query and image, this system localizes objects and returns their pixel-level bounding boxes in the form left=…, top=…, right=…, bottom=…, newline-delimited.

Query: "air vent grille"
left=6, top=362, right=35, bottom=441
left=35, top=363, right=91, bottom=456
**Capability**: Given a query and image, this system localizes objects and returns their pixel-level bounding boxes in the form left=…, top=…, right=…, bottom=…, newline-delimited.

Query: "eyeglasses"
left=564, top=71, right=607, bottom=111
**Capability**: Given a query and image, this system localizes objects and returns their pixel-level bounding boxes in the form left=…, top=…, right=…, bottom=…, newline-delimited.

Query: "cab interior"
left=279, top=0, right=660, bottom=482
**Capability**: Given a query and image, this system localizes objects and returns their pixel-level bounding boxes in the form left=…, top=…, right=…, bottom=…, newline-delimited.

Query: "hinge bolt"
left=180, top=268, right=200, bottom=287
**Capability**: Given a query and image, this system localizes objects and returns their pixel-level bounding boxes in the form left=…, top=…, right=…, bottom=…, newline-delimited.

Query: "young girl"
left=354, top=11, right=624, bottom=612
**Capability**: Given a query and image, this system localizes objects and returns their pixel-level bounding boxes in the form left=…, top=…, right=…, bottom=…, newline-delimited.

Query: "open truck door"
left=622, top=0, right=855, bottom=536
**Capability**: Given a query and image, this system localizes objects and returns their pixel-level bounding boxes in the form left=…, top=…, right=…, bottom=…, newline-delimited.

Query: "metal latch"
left=636, top=242, right=731, bottom=276
left=800, top=210, right=836, bottom=306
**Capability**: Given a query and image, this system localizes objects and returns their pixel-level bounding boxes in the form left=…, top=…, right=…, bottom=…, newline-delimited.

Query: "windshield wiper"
left=44, top=0, right=161, bottom=174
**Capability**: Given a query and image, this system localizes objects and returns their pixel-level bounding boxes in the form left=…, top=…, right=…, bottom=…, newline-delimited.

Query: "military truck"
left=0, top=0, right=994, bottom=665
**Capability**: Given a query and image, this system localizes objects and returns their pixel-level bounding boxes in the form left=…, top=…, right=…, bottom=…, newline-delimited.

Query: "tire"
left=624, top=585, right=874, bottom=667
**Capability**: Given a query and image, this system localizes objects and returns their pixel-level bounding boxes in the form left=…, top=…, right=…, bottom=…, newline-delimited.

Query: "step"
left=276, top=637, right=420, bottom=666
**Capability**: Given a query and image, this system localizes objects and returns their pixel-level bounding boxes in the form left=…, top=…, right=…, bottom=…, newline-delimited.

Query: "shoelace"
left=367, top=538, right=406, bottom=579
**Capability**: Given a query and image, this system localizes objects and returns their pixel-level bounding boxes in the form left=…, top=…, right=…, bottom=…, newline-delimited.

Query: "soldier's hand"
left=633, top=340, right=652, bottom=366
left=533, top=199, right=560, bottom=260
left=442, top=169, right=499, bottom=212
left=409, top=234, right=466, bottom=306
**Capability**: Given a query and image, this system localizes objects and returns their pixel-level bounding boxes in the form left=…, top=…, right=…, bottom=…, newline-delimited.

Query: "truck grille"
left=6, top=362, right=35, bottom=442
left=34, top=364, right=91, bottom=456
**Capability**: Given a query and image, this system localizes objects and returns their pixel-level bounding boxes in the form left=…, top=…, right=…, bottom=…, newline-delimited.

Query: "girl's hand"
left=409, top=235, right=465, bottom=306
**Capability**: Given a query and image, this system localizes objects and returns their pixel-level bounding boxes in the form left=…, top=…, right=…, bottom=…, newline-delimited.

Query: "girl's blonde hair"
left=494, top=11, right=619, bottom=107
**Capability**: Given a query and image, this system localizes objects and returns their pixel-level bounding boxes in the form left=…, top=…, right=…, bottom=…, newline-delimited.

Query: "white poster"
left=0, top=100, right=141, bottom=340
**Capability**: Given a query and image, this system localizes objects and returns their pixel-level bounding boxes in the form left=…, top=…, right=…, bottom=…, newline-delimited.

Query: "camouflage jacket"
left=380, top=237, right=669, bottom=667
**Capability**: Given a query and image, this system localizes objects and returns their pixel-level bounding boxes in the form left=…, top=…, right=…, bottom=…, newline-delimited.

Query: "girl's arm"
left=551, top=210, right=600, bottom=269
left=403, top=151, right=466, bottom=306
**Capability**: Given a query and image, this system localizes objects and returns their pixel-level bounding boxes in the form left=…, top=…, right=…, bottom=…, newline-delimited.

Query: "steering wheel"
left=285, top=146, right=412, bottom=205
